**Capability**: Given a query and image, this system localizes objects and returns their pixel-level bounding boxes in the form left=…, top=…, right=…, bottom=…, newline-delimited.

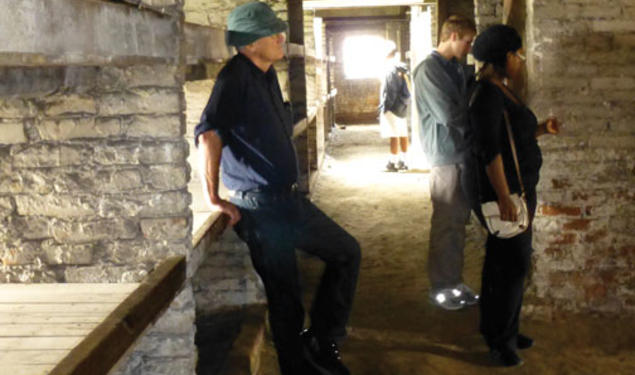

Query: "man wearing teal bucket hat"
left=195, top=3, right=360, bottom=375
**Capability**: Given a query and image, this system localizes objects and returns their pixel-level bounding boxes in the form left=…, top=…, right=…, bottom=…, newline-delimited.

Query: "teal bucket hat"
left=226, top=2, right=288, bottom=47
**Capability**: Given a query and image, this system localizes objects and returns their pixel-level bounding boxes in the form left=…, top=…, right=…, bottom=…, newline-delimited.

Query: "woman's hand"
left=498, top=194, right=518, bottom=222
left=545, top=116, right=560, bottom=134
left=537, top=116, right=561, bottom=137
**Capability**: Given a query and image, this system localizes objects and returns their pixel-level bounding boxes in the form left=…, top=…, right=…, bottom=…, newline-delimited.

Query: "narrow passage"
left=259, top=125, right=635, bottom=375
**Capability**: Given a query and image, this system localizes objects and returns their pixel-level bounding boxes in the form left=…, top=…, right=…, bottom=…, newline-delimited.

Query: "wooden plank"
left=49, top=256, right=186, bottom=375
left=0, top=336, right=83, bottom=351
left=503, top=0, right=513, bottom=24
left=1, top=364, right=50, bottom=375
left=0, top=350, right=67, bottom=364
left=0, top=283, right=138, bottom=302
left=0, top=322, right=95, bottom=336
left=192, top=211, right=225, bottom=248
left=0, top=303, right=118, bottom=313
left=0, top=292, right=134, bottom=304
left=0, top=313, right=108, bottom=324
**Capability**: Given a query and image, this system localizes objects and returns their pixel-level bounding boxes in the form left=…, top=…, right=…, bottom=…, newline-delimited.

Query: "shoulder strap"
left=502, top=110, right=526, bottom=197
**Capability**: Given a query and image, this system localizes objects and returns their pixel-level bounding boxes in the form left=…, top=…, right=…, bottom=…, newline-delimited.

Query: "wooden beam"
left=437, top=0, right=449, bottom=45
left=48, top=256, right=186, bottom=375
left=304, top=0, right=430, bottom=9
left=503, top=0, right=513, bottom=24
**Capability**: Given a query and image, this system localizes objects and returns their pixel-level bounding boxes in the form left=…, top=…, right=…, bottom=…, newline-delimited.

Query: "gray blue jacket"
left=413, top=52, right=472, bottom=167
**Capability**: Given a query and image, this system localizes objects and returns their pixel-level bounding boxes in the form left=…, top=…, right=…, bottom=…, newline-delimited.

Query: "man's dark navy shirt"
left=194, top=53, right=298, bottom=192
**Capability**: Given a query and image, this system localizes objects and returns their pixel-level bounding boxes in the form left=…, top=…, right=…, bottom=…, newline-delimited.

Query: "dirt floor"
left=258, top=125, right=635, bottom=375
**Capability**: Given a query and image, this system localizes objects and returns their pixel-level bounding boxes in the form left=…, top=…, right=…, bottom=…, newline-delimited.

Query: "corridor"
left=258, top=125, right=635, bottom=375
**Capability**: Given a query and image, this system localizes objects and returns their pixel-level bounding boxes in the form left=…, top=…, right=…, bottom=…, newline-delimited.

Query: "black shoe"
left=301, top=329, right=351, bottom=375
left=517, top=333, right=534, bottom=350
left=385, top=161, right=398, bottom=172
left=396, top=160, right=408, bottom=171
left=490, top=346, right=523, bottom=367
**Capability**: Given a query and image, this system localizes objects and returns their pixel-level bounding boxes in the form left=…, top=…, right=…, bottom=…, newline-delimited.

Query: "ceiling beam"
left=303, top=0, right=431, bottom=10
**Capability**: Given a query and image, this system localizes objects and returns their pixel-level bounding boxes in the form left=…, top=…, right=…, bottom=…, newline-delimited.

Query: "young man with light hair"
left=413, top=15, right=479, bottom=310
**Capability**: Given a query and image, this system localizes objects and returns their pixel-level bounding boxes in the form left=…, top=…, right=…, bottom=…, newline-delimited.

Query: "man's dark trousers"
left=232, top=189, right=361, bottom=374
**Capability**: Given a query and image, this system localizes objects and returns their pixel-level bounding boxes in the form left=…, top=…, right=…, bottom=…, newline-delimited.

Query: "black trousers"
left=479, top=189, right=537, bottom=350
left=232, top=190, right=361, bottom=374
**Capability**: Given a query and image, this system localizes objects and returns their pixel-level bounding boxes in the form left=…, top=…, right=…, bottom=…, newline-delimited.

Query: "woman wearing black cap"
left=467, top=24, right=560, bottom=367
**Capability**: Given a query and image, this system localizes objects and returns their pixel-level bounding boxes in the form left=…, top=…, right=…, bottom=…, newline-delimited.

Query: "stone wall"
left=184, top=0, right=288, bottom=27
left=474, top=0, right=503, bottom=31
left=0, top=65, right=190, bottom=280
left=0, top=63, right=196, bottom=374
left=522, top=0, right=635, bottom=317
left=0, top=1, right=197, bottom=373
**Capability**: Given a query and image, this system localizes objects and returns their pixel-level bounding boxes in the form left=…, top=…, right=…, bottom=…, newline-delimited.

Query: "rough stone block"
left=51, top=218, right=138, bottom=243
left=125, top=65, right=180, bottom=88
left=100, top=239, right=189, bottom=263
left=94, top=144, right=141, bottom=165
left=43, top=241, right=94, bottom=265
left=0, top=121, right=27, bottom=144
left=60, top=145, right=95, bottom=166
left=35, top=117, right=122, bottom=140
left=140, top=217, right=190, bottom=240
left=108, top=170, right=145, bottom=192
left=43, top=94, right=96, bottom=116
left=12, top=216, right=51, bottom=239
left=0, top=240, right=40, bottom=266
left=11, top=144, right=59, bottom=168
left=0, top=264, right=58, bottom=283
left=99, top=196, right=145, bottom=218
left=126, top=115, right=182, bottom=138
left=15, top=194, right=98, bottom=218
left=65, top=264, right=150, bottom=283
left=139, top=142, right=188, bottom=164
left=0, top=196, right=14, bottom=217
left=143, top=165, right=188, bottom=190
left=98, top=89, right=181, bottom=116
left=0, top=98, right=37, bottom=118
left=97, top=65, right=180, bottom=91
left=138, top=191, right=191, bottom=217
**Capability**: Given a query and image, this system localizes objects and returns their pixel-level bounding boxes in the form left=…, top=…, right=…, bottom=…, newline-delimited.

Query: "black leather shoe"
left=490, top=346, right=523, bottom=367
left=301, top=329, right=351, bottom=375
left=517, top=333, right=534, bottom=350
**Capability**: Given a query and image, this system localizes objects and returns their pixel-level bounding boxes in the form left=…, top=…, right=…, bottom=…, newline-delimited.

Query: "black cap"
left=472, top=24, right=522, bottom=68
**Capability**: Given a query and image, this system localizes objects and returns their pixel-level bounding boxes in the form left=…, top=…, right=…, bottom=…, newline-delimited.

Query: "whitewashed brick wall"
left=524, top=0, right=635, bottom=317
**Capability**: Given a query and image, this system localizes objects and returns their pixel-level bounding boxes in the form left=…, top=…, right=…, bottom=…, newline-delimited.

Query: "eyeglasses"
left=515, top=52, right=526, bottom=61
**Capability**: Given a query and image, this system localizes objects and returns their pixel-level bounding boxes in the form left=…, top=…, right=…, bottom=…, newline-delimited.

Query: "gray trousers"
left=428, top=163, right=471, bottom=291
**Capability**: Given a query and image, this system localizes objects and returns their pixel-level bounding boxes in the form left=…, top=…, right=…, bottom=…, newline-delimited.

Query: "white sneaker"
left=453, top=283, right=479, bottom=306
left=429, top=289, right=466, bottom=310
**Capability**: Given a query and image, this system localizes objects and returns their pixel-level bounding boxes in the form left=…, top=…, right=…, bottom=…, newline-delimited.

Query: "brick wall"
left=523, top=0, right=635, bottom=317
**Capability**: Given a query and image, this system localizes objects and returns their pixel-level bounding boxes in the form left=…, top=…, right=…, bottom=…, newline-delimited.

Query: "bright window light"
left=343, top=36, right=395, bottom=79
